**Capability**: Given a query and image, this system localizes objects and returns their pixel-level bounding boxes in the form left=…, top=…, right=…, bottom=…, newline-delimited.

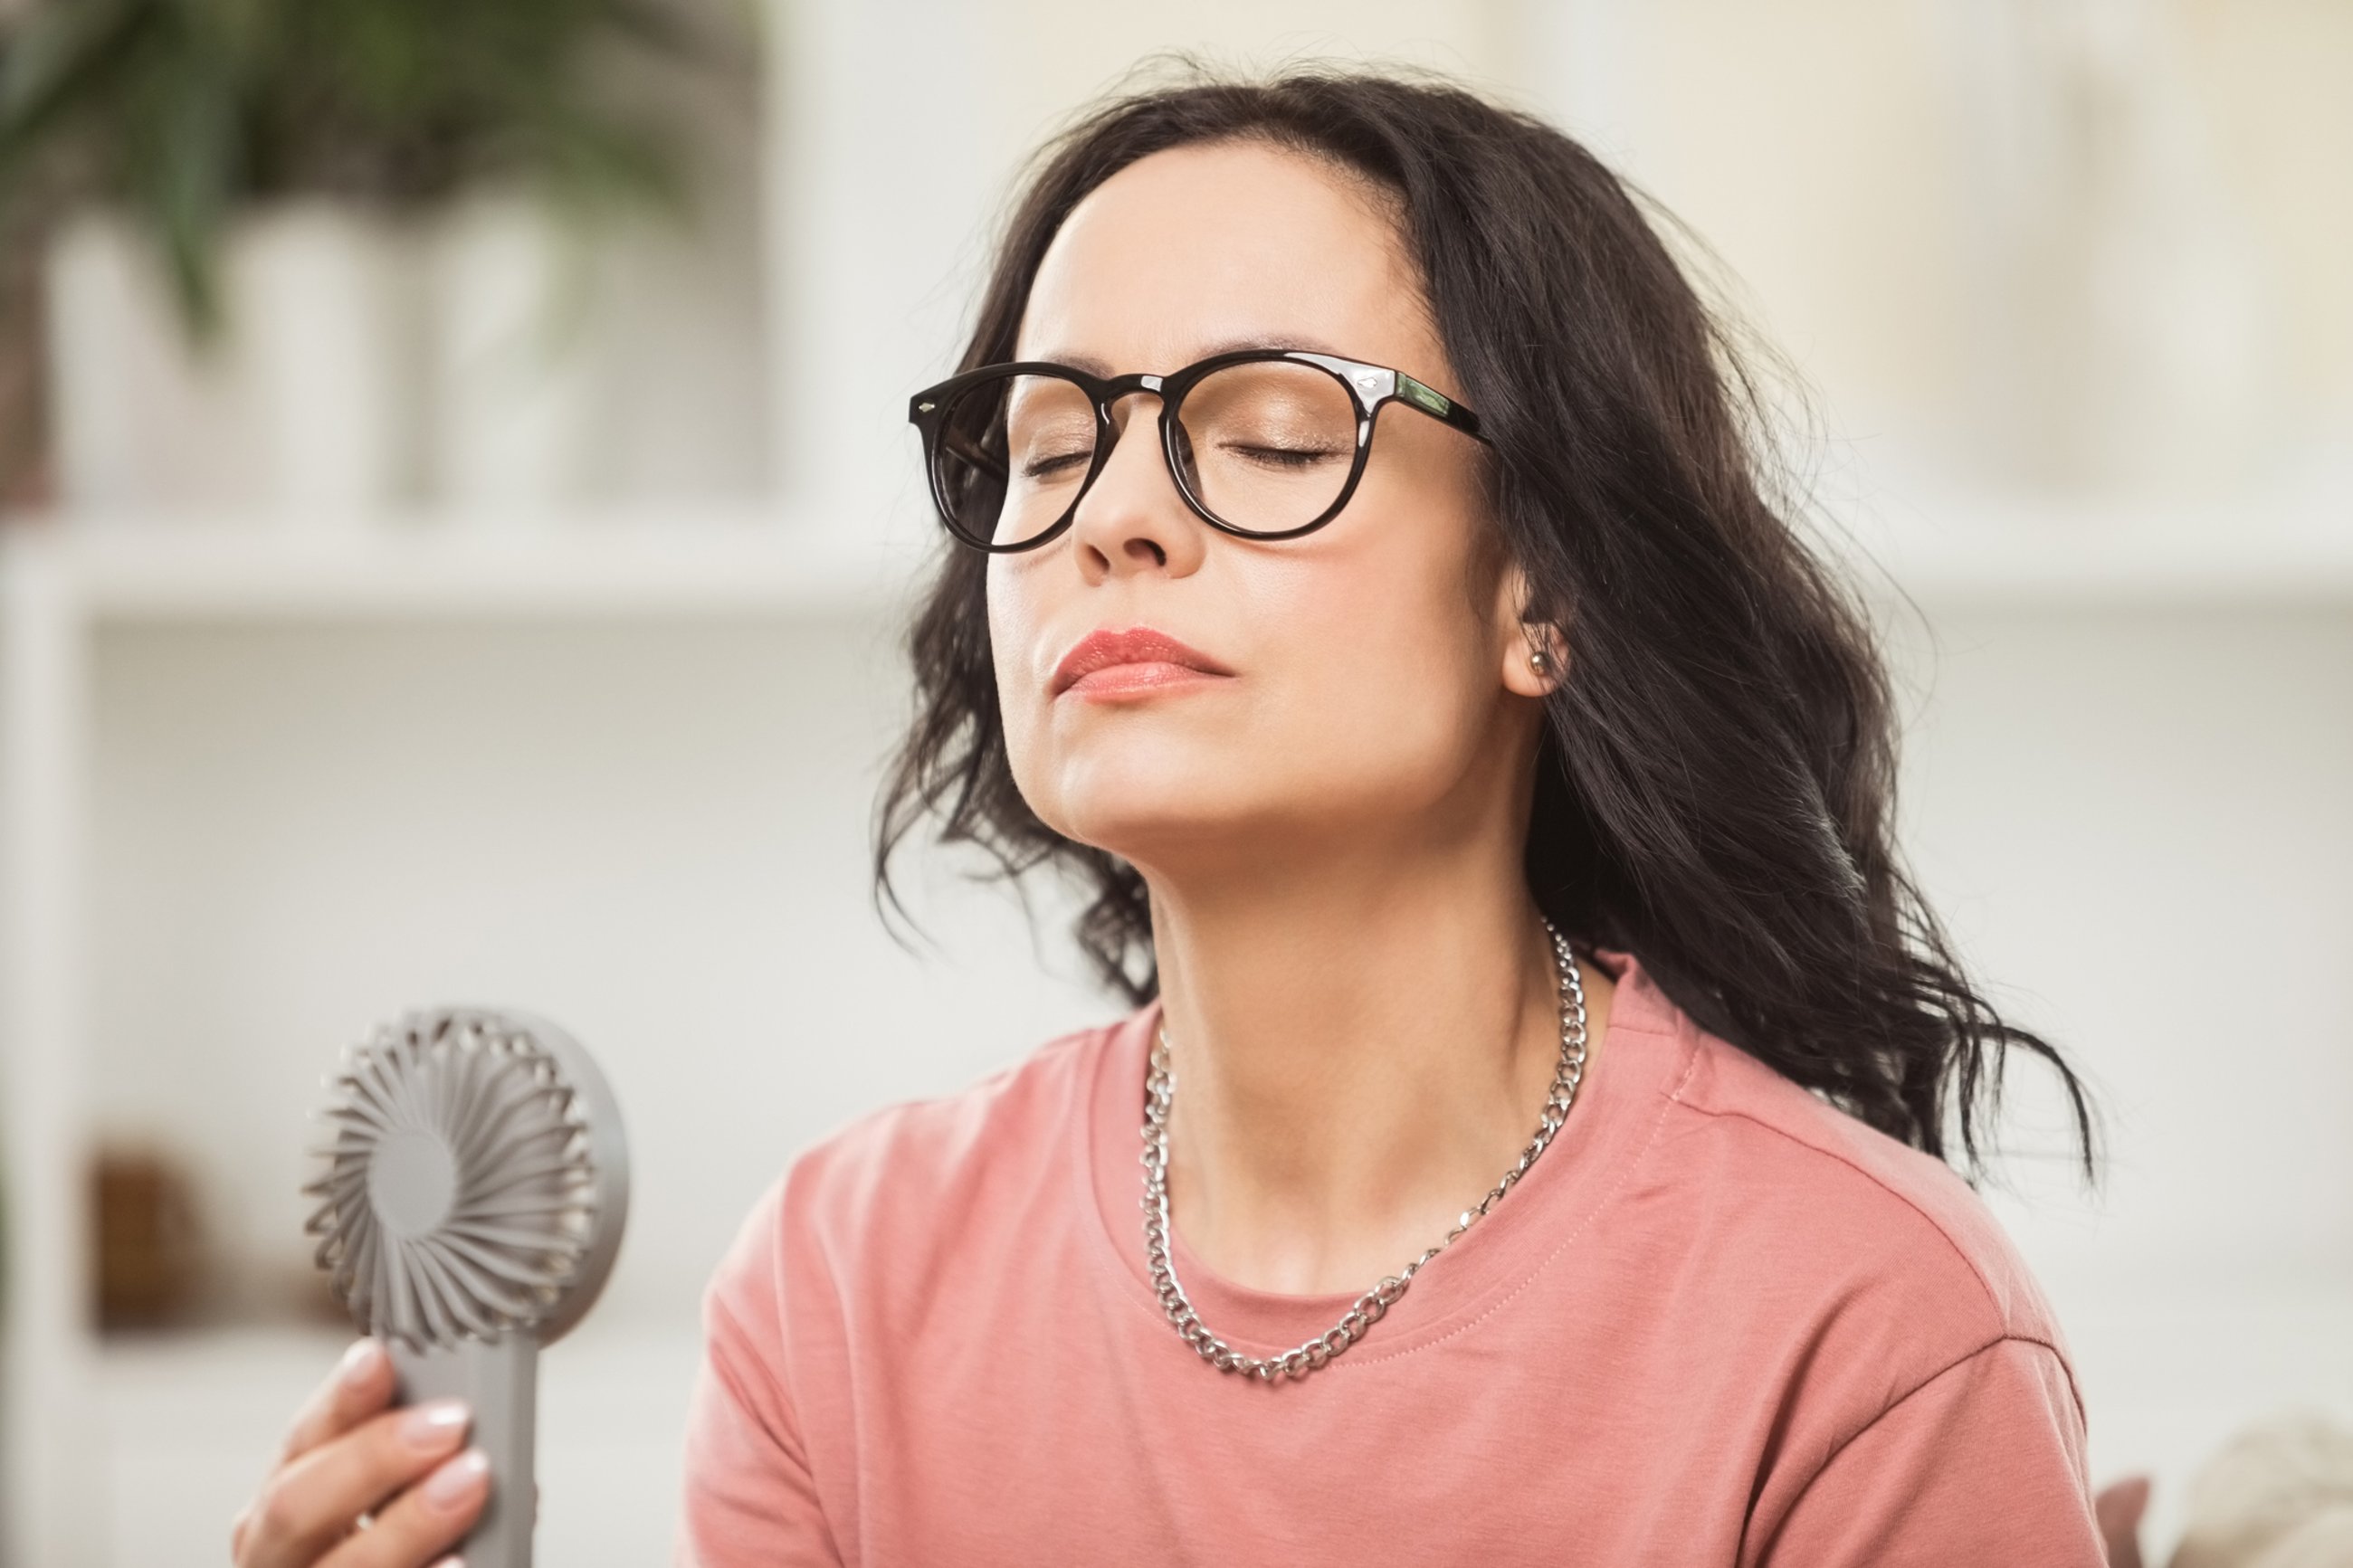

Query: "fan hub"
left=367, top=1128, right=460, bottom=1239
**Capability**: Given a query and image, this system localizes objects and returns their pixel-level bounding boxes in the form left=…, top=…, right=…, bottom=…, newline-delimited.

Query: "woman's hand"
left=230, top=1336, right=491, bottom=1568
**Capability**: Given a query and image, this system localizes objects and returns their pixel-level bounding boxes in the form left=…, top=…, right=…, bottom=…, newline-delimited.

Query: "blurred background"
left=0, top=1, right=2345, bottom=1563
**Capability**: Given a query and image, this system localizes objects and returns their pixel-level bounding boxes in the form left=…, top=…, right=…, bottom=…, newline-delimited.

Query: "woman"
left=233, top=66, right=2107, bottom=1568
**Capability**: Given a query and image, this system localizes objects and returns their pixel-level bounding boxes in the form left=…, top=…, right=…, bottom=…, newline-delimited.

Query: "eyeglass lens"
left=930, top=362, right=1359, bottom=546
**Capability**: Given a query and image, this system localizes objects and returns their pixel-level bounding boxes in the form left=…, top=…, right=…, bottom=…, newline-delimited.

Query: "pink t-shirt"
left=676, top=949, right=2104, bottom=1565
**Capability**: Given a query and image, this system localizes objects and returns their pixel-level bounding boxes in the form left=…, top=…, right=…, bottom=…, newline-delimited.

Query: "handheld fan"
left=304, top=1007, right=628, bottom=1568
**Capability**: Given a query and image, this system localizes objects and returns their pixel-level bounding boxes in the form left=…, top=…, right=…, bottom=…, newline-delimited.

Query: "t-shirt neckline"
left=1078, top=946, right=1698, bottom=1371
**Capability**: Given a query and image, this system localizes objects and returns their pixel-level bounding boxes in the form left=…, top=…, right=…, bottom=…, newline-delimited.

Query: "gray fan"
left=304, top=1007, right=628, bottom=1568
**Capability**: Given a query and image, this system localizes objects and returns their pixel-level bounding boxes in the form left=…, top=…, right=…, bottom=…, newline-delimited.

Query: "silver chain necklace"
left=1139, top=918, right=1590, bottom=1382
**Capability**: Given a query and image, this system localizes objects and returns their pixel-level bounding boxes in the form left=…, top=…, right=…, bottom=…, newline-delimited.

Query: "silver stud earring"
left=1529, top=649, right=1551, bottom=677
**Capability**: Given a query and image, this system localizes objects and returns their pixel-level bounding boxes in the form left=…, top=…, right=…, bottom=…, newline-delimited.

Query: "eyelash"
left=1228, top=443, right=1344, bottom=470
left=1019, top=451, right=1091, bottom=480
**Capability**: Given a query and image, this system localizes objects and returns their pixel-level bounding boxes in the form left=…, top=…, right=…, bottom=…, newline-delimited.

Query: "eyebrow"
left=1032, top=333, right=1346, bottom=376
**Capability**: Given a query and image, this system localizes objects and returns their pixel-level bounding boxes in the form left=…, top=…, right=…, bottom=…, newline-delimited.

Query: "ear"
left=1495, top=559, right=1567, bottom=698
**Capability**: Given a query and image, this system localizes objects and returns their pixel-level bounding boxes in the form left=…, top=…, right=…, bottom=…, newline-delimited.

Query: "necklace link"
left=1140, top=918, right=1590, bottom=1382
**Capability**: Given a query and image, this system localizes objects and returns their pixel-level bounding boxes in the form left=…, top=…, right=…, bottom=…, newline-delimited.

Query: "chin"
left=1046, top=766, right=1398, bottom=876
left=1040, top=773, right=1244, bottom=857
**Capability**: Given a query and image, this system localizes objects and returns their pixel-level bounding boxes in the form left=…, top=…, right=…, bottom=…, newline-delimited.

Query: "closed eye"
left=1020, top=450, right=1092, bottom=480
left=1223, top=442, right=1348, bottom=470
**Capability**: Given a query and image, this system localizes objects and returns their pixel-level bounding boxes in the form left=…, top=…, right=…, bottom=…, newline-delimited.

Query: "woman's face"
left=988, top=138, right=1552, bottom=876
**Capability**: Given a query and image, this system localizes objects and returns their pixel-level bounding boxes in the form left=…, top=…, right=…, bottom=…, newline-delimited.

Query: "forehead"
left=1014, top=139, right=1436, bottom=375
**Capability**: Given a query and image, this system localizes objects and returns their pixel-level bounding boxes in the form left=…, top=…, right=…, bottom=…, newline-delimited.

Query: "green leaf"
left=0, top=0, right=723, bottom=336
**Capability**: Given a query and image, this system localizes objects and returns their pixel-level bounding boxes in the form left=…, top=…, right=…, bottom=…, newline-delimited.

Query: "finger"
left=279, top=1338, right=396, bottom=1465
left=235, top=1343, right=396, bottom=1563
left=237, top=1400, right=472, bottom=1568
left=316, top=1449, right=491, bottom=1568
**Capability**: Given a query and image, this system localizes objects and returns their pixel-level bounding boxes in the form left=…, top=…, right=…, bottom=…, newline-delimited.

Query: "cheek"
left=986, top=564, right=1043, bottom=769
left=1241, top=499, right=1497, bottom=809
left=1266, top=563, right=1488, bottom=787
left=986, top=556, right=1088, bottom=836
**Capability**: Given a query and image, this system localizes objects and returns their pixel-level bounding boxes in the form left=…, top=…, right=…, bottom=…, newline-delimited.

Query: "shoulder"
left=1602, top=959, right=2078, bottom=1428
left=703, top=1015, right=1119, bottom=1313
left=1660, top=1024, right=2060, bottom=1343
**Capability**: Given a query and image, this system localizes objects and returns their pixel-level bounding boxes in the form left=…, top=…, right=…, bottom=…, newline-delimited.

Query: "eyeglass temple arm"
left=1396, top=372, right=1491, bottom=443
left=940, top=422, right=1007, bottom=481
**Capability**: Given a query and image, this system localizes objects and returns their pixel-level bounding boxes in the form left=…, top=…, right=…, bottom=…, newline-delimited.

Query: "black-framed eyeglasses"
left=906, top=347, right=1492, bottom=553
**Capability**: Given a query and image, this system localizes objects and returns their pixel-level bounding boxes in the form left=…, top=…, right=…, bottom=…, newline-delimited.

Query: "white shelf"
left=1837, top=522, right=2353, bottom=606
left=0, top=509, right=925, bottom=622
left=4, top=472, right=2347, bottom=625
left=1817, top=465, right=2353, bottom=606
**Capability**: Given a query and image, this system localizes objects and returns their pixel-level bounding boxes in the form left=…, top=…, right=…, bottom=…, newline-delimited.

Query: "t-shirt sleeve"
left=1754, top=1335, right=2106, bottom=1568
left=672, top=1178, right=846, bottom=1568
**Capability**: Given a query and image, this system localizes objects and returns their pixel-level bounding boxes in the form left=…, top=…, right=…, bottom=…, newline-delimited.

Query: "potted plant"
left=0, top=0, right=711, bottom=518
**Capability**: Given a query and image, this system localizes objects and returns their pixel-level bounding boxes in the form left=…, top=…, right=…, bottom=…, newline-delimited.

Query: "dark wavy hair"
left=872, top=61, right=2098, bottom=1181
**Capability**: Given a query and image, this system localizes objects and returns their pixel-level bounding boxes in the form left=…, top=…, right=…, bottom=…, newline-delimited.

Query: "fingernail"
left=424, top=1449, right=490, bottom=1511
left=338, top=1337, right=382, bottom=1388
left=401, top=1399, right=472, bottom=1450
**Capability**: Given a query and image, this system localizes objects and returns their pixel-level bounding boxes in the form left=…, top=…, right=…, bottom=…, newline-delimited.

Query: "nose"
left=1065, top=385, right=1206, bottom=579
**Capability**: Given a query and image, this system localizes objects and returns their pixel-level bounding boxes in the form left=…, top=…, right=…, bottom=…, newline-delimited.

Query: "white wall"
left=1888, top=598, right=2353, bottom=1549
left=85, top=613, right=1113, bottom=1333
left=1894, top=603, right=2353, bottom=1278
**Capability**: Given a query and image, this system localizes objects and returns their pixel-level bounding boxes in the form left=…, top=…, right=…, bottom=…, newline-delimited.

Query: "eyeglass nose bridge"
left=1067, top=371, right=1186, bottom=526
left=1082, top=369, right=1198, bottom=473
left=1092, top=370, right=1169, bottom=426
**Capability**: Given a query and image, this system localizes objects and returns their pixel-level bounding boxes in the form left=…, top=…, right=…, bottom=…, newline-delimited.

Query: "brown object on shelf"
left=268, top=1254, right=360, bottom=1329
left=90, top=1146, right=207, bottom=1331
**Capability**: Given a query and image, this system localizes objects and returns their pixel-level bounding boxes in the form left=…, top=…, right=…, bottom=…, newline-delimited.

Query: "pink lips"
left=1051, top=626, right=1236, bottom=698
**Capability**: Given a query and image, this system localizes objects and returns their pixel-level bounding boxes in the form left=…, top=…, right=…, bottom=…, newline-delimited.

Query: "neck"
left=1144, top=840, right=1613, bottom=1297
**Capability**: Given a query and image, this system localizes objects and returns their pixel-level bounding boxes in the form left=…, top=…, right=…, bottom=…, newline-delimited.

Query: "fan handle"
left=391, top=1334, right=538, bottom=1568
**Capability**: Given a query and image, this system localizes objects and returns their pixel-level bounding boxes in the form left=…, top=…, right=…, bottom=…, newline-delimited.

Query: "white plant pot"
left=426, top=192, right=599, bottom=518
left=43, top=210, right=260, bottom=516
left=224, top=200, right=427, bottom=523
left=43, top=201, right=426, bottom=522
